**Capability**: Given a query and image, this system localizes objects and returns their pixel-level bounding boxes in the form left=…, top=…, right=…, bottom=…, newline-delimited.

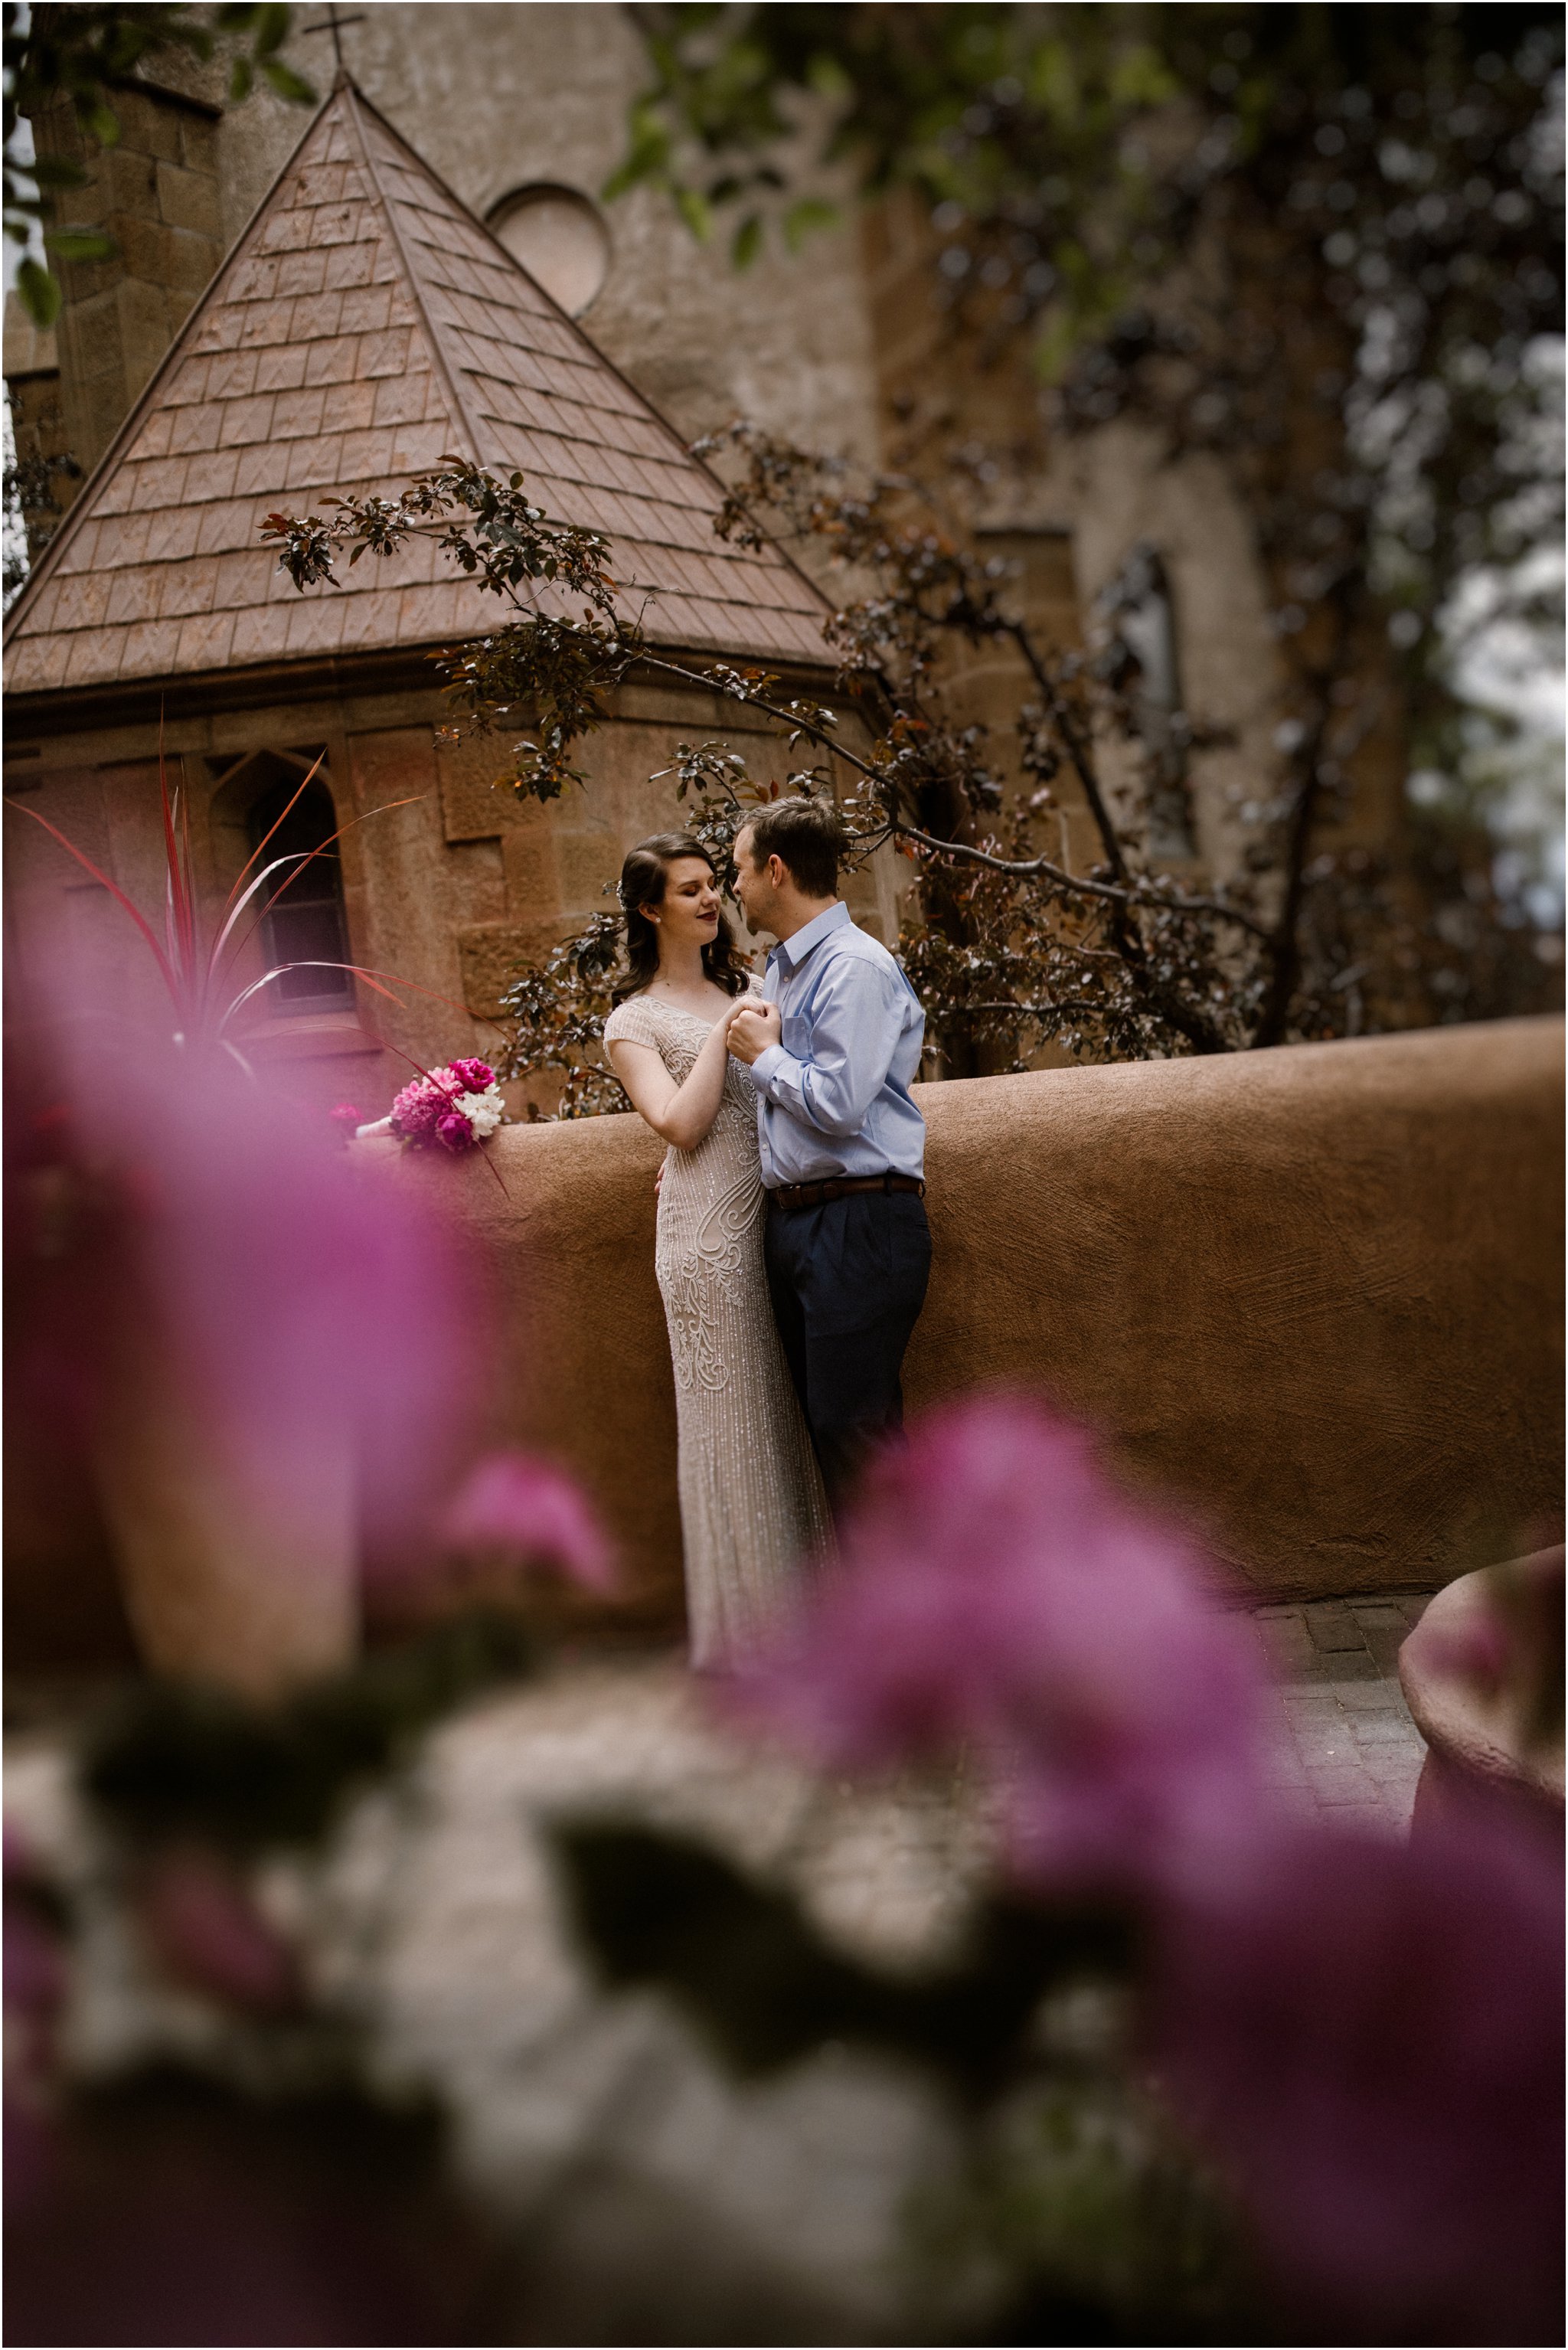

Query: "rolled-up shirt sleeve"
left=748, top=956, right=904, bottom=1139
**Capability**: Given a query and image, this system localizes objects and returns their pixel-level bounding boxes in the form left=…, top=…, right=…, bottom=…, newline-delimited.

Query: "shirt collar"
left=769, top=898, right=851, bottom=974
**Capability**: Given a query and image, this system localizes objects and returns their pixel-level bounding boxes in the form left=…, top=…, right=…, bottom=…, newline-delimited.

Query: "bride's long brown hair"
left=610, top=833, right=752, bottom=1006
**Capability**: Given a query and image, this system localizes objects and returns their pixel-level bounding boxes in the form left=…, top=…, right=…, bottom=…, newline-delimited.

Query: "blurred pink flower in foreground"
left=1152, top=1809, right=1565, bottom=2345
left=743, top=1396, right=1270, bottom=1891
left=4, top=1824, right=68, bottom=2208
left=135, top=1848, right=301, bottom=2015
left=743, top=1394, right=1564, bottom=2340
left=8, top=942, right=493, bottom=1619
left=438, top=1450, right=616, bottom=1592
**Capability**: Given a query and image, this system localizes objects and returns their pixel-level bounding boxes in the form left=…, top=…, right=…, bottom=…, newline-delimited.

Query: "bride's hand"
left=727, top=999, right=781, bottom=1064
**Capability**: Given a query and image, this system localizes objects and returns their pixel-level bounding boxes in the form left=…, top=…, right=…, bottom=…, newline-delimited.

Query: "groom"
left=727, top=797, right=931, bottom=1509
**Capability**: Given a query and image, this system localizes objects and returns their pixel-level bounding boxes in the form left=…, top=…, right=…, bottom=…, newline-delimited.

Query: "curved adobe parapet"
left=381, top=1015, right=1563, bottom=1636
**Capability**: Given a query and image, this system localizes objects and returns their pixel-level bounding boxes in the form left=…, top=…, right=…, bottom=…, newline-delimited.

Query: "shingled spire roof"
left=5, top=77, right=831, bottom=698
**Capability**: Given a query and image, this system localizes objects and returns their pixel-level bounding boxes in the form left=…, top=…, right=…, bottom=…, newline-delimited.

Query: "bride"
left=603, top=832, right=831, bottom=1668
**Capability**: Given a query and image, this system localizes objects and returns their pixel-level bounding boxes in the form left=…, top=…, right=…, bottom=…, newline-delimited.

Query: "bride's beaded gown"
left=603, top=991, right=832, bottom=1666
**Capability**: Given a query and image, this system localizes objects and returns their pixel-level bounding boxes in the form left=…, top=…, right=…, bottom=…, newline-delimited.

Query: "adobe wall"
left=379, top=1015, right=1563, bottom=1624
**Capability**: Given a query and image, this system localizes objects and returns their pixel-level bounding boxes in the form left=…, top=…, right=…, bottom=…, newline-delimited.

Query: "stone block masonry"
left=33, top=83, right=227, bottom=485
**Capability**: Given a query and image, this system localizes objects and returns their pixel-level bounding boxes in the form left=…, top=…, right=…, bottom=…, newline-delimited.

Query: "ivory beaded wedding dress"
left=603, top=990, right=832, bottom=1667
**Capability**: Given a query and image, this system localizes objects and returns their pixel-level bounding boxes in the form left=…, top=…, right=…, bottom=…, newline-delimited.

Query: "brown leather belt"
left=766, top=1172, right=926, bottom=1211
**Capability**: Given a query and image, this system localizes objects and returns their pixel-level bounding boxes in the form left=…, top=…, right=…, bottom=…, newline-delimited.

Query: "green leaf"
left=16, top=256, right=61, bottom=329
left=1108, top=44, right=1178, bottom=109
left=260, top=57, right=316, bottom=104
left=806, top=51, right=851, bottom=101
left=782, top=196, right=838, bottom=253
left=251, top=1, right=290, bottom=58
left=28, top=155, right=90, bottom=191
left=603, top=106, right=670, bottom=203
left=85, top=102, right=122, bottom=149
left=229, top=54, right=254, bottom=101
left=674, top=184, right=713, bottom=242
left=44, top=224, right=116, bottom=263
left=730, top=211, right=763, bottom=270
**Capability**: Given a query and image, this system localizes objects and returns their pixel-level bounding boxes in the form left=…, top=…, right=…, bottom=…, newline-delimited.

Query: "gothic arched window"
left=241, top=753, right=354, bottom=1009
left=1098, top=543, right=1197, bottom=859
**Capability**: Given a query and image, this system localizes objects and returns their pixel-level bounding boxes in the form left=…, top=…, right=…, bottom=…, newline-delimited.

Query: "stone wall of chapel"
left=30, top=80, right=227, bottom=479
left=4, top=673, right=889, bottom=1124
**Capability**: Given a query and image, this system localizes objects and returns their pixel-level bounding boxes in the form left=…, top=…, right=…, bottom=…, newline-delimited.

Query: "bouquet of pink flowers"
left=387, top=1059, right=506, bottom=1154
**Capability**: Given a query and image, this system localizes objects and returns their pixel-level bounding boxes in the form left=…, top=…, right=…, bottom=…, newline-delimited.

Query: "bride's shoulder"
left=603, top=992, right=661, bottom=1045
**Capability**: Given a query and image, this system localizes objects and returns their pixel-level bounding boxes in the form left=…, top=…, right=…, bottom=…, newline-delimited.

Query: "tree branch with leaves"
left=263, top=433, right=1485, bottom=1110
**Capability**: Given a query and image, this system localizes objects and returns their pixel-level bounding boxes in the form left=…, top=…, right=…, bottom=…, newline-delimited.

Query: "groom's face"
left=732, top=826, right=782, bottom=937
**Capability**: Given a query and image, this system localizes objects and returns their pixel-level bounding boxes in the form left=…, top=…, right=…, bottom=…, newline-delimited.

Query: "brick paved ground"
left=1247, top=1590, right=1433, bottom=1835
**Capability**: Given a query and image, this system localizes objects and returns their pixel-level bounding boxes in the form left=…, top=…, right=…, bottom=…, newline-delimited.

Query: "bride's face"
left=651, top=857, right=722, bottom=957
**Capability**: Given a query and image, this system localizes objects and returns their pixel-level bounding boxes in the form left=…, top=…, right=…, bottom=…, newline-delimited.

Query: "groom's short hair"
left=743, top=796, right=845, bottom=899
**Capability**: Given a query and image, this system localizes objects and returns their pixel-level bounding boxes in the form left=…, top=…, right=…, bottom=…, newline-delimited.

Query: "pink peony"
left=439, top=1449, right=616, bottom=1590
left=740, top=1395, right=1271, bottom=1894
left=387, top=1073, right=449, bottom=1144
left=387, top=1064, right=498, bottom=1152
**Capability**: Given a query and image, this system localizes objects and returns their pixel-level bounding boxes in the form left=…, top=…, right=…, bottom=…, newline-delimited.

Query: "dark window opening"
left=246, top=764, right=354, bottom=1009
left=1098, top=543, right=1197, bottom=860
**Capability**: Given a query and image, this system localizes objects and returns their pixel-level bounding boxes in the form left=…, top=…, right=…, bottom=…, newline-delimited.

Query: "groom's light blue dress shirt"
left=747, top=900, right=926, bottom=1187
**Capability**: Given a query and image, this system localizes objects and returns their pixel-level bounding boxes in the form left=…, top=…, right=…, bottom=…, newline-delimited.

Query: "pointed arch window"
left=1099, top=544, right=1197, bottom=859
left=212, top=747, right=354, bottom=1011
left=249, top=757, right=353, bottom=1008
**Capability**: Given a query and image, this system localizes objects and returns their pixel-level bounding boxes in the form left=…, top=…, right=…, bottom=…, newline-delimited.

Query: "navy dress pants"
left=763, top=1189, right=933, bottom=1511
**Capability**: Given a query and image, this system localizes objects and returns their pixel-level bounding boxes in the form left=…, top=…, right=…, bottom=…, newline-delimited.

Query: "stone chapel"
left=3, top=74, right=903, bottom=1111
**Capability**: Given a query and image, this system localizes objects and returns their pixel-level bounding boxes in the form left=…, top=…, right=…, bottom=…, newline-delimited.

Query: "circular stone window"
left=486, top=184, right=611, bottom=317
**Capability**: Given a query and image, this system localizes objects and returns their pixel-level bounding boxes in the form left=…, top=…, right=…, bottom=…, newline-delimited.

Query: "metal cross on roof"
left=300, top=5, right=364, bottom=70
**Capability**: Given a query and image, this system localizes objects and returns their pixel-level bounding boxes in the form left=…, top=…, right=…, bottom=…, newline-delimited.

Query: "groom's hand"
left=727, top=1000, right=781, bottom=1065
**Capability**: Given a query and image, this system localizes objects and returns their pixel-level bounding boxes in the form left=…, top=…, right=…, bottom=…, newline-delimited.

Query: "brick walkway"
left=1249, top=1592, right=1433, bottom=1835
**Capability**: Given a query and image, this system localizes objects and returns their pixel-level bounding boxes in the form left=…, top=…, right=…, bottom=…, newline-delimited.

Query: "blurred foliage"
left=4, top=2, right=313, bottom=328
left=553, top=1817, right=1260, bottom=2340
left=16, top=1655, right=1266, bottom=2343
left=2, top=385, right=79, bottom=610
left=82, top=1609, right=536, bottom=1852
left=554, top=1819, right=1134, bottom=2093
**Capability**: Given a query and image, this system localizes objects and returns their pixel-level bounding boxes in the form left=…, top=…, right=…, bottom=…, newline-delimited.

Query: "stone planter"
left=1398, top=1548, right=1564, bottom=1840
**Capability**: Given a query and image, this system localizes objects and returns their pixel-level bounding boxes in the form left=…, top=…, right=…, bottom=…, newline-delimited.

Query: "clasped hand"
left=725, top=998, right=781, bottom=1065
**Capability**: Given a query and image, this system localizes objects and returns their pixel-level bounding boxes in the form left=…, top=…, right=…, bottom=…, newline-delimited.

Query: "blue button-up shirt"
left=748, top=901, right=926, bottom=1187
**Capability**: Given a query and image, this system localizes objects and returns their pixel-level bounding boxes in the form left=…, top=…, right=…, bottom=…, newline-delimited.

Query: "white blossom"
left=456, top=1084, right=505, bottom=1139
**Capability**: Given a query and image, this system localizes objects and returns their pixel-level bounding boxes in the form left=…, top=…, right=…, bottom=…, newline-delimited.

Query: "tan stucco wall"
left=380, top=1015, right=1563, bottom=1628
